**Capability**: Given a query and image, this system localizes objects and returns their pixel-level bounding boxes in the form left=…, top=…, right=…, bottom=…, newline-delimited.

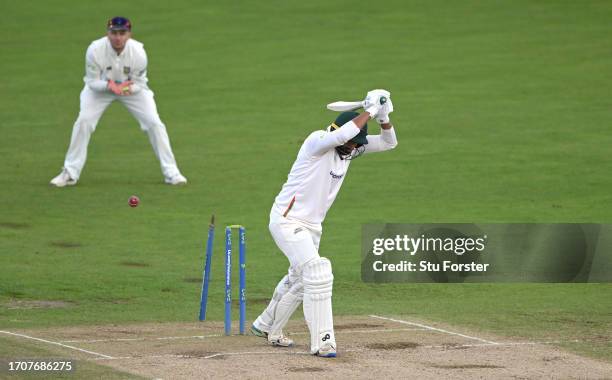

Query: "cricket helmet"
left=330, top=111, right=368, bottom=145
left=330, top=111, right=368, bottom=159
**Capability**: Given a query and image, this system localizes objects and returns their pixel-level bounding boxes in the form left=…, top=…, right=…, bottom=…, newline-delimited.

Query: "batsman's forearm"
left=380, top=127, right=398, bottom=149
left=351, top=112, right=371, bottom=129
left=308, top=121, right=362, bottom=155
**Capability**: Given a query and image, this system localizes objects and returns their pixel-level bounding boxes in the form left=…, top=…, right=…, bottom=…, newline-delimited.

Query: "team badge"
left=123, top=66, right=131, bottom=74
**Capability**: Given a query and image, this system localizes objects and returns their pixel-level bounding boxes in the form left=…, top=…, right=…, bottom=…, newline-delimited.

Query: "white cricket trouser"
left=256, top=209, right=336, bottom=354
left=253, top=209, right=322, bottom=331
left=62, top=86, right=181, bottom=180
left=269, top=209, right=322, bottom=269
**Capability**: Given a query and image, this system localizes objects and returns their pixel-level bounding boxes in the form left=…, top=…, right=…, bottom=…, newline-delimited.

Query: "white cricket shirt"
left=83, top=37, right=149, bottom=93
left=273, top=121, right=398, bottom=227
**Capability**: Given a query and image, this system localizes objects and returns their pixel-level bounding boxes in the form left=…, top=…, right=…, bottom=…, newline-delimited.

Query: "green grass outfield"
left=1, top=0, right=611, bottom=364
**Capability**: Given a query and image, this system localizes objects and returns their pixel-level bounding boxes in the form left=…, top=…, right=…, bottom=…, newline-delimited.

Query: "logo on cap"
left=107, top=17, right=132, bottom=31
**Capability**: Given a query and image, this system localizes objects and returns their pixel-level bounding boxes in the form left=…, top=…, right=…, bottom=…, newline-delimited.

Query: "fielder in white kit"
left=251, top=90, right=398, bottom=357
left=50, top=17, right=187, bottom=187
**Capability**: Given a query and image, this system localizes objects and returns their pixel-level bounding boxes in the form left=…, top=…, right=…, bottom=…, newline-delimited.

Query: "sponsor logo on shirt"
left=329, top=170, right=344, bottom=179
left=123, top=66, right=131, bottom=74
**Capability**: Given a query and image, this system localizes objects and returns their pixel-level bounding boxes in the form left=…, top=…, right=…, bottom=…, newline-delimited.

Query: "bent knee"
left=140, top=119, right=165, bottom=132
left=74, top=115, right=99, bottom=132
left=288, top=281, right=304, bottom=301
left=302, top=257, right=333, bottom=293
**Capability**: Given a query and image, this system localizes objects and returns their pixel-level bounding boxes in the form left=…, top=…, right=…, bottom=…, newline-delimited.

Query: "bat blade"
left=326, top=101, right=363, bottom=112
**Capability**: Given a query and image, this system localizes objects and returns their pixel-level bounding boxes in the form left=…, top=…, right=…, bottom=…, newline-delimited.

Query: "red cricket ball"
left=128, top=195, right=140, bottom=208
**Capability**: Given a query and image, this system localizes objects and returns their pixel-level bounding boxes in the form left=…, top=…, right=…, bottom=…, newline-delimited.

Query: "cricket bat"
left=326, top=101, right=364, bottom=112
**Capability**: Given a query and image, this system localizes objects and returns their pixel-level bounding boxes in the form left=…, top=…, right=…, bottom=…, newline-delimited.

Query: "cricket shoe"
left=251, top=325, right=293, bottom=347
left=165, top=173, right=187, bottom=185
left=50, top=169, right=77, bottom=187
left=315, top=343, right=337, bottom=358
left=250, top=325, right=268, bottom=339
left=268, top=333, right=294, bottom=347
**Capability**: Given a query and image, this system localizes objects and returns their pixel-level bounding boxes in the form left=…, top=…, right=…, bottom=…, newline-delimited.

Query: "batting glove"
left=364, top=89, right=390, bottom=119
left=376, top=97, right=394, bottom=124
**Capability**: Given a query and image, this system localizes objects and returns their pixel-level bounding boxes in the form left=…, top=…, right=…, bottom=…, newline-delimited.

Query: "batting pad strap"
left=306, top=292, right=332, bottom=302
left=303, top=281, right=332, bottom=297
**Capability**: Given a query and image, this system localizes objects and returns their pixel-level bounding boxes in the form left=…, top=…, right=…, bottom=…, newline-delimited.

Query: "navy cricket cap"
left=107, top=17, right=132, bottom=31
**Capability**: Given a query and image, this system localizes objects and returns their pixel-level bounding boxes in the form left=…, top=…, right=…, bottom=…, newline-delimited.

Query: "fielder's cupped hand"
left=107, top=80, right=133, bottom=96
left=119, top=81, right=133, bottom=96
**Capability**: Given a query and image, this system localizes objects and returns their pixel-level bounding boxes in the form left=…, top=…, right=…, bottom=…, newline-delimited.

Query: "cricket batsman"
left=251, top=89, right=398, bottom=357
left=50, top=17, right=187, bottom=187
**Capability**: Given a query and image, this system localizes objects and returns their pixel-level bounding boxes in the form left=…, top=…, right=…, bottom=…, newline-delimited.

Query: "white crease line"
left=0, top=330, right=114, bottom=359
left=96, top=354, right=191, bottom=361
left=457, top=341, right=555, bottom=347
left=94, top=349, right=364, bottom=361
left=62, top=328, right=423, bottom=343
left=63, top=337, right=146, bottom=343
left=92, top=352, right=307, bottom=361
left=157, top=334, right=222, bottom=341
left=291, top=328, right=425, bottom=336
left=423, top=340, right=572, bottom=349
left=91, top=340, right=587, bottom=361
left=61, top=334, right=222, bottom=343
left=369, top=315, right=499, bottom=345
left=95, top=356, right=134, bottom=361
